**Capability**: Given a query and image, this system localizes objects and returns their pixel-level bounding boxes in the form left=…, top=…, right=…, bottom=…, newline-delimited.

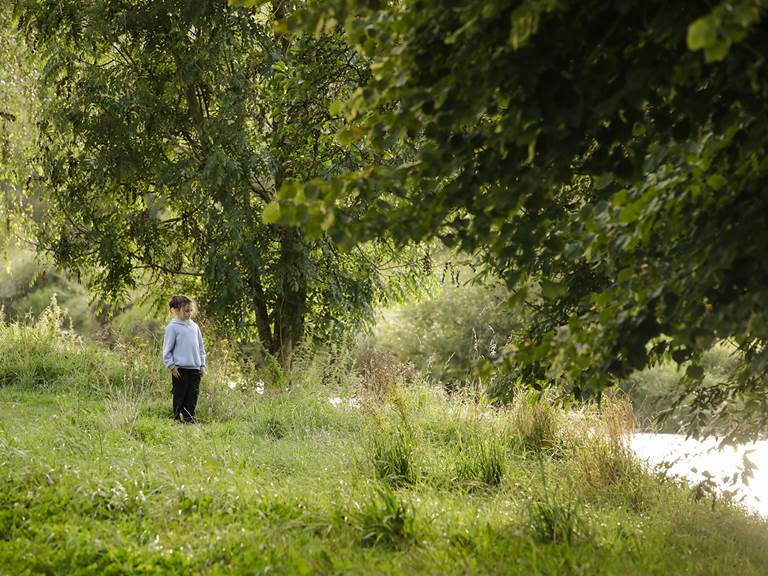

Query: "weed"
left=103, top=375, right=151, bottom=431
left=354, top=487, right=417, bottom=548
left=525, top=461, right=589, bottom=545
left=574, top=395, right=642, bottom=494
left=128, top=418, right=164, bottom=444
left=508, top=390, right=562, bottom=454
left=356, top=347, right=413, bottom=397
left=455, top=432, right=506, bottom=488
left=371, top=425, right=416, bottom=486
left=261, top=415, right=288, bottom=439
left=526, top=493, right=588, bottom=545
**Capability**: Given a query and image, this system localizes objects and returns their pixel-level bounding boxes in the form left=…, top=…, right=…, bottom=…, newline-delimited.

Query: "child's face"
left=175, top=303, right=193, bottom=321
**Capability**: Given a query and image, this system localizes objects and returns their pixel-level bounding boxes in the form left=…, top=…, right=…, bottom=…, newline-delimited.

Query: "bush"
left=0, top=298, right=89, bottom=389
left=374, top=281, right=521, bottom=387
left=0, top=247, right=100, bottom=336
left=108, top=300, right=164, bottom=347
left=0, top=296, right=165, bottom=394
left=620, top=342, right=743, bottom=433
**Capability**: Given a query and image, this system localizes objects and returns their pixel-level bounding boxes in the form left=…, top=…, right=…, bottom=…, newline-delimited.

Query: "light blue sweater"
left=162, top=319, right=206, bottom=370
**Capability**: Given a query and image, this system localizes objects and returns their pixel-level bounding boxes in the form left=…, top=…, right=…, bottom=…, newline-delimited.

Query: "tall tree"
left=15, top=0, right=425, bottom=362
left=273, top=0, right=768, bottom=438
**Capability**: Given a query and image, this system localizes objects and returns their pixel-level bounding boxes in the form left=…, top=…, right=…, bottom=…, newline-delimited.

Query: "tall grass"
left=1, top=311, right=768, bottom=574
left=574, top=395, right=640, bottom=491
left=454, top=432, right=506, bottom=487
left=507, top=389, right=565, bottom=454
left=527, top=492, right=588, bottom=545
left=370, top=425, right=416, bottom=486
left=354, top=487, right=418, bottom=548
left=103, top=373, right=153, bottom=431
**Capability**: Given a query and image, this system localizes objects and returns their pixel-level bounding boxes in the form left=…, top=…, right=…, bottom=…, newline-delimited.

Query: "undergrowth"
left=1, top=307, right=767, bottom=574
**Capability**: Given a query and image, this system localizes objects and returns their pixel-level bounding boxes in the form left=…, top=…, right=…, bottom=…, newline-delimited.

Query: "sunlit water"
left=325, top=397, right=768, bottom=517
left=630, top=433, right=768, bottom=518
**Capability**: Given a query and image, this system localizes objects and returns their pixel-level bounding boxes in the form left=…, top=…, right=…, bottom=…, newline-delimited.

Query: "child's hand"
left=171, top=366, right=181, bottom=379
left=200, top=367, right=205, bottom=377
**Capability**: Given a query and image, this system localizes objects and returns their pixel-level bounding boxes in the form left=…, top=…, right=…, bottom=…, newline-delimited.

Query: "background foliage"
left=13, top=0, right=429, bottom=362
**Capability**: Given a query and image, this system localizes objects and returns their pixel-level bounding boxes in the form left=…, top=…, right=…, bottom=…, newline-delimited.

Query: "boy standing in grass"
left=162, top=295, right=206, bottom=423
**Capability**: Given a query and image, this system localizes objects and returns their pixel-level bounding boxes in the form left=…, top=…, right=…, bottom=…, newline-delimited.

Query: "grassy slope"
left=1, top=316, right=767, bottom=575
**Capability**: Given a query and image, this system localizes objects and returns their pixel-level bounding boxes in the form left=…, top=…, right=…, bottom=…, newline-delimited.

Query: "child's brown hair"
left=168, top=294, right=195, bottom=311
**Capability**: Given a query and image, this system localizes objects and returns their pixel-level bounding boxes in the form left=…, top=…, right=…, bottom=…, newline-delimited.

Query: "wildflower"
left=255, top=380, right=265, bottom=395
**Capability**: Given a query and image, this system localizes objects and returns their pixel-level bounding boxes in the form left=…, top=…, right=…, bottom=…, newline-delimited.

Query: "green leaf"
left=704, top=41, right=731, bottom=63
left=706, top=174, right=727, bottom=191
left=617, top=268, right=634, bottom=283
left=321, top=210, right=335, bottom=230
left=262, top=201, right=282, bottom=224
left=329, top=99, right=344, bottom=116
left=619, top=202, right=642, bottom=224
left=337, top=128, right=355, bottom=145
left=686, top=364, right=705, bottom=380
left=540, top=280, right=566, bottom=300
left=687, top=18, right=716, bottom=51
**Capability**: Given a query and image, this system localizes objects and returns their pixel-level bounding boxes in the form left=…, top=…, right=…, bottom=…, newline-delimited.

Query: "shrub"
left=0, top=247, right=101, bottom=336
left=286, top=341, right=359, bottom=390
left=108, top=300, right=164, bottom=347
left=620, top=342, right=743, bottom=433
left=0, top=296, right=167, bottom=396
left=0, top=298, right=92, bottom=389
left=373, top=280, right=522, bottom=388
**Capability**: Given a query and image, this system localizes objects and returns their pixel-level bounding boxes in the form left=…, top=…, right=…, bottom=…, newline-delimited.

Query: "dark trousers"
left=172, top=368, right=201, bottom=422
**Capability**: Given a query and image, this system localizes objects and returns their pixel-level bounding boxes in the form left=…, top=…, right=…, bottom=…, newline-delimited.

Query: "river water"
left=630, top=433, right=768, bottom=517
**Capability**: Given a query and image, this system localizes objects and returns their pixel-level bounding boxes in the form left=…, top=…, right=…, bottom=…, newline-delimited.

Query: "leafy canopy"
left=272, top=0, right=768, bottom=439
left=0, top=6, right=39, bottom=250
left=14, top=0, right=428, bottom=357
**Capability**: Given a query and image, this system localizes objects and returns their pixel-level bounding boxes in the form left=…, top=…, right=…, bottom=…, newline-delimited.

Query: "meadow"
left=1, top=305, right=767, bottom=575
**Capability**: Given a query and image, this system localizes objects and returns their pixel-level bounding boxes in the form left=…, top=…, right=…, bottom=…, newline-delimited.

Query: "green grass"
left=1, top=316, right=768, bottom=574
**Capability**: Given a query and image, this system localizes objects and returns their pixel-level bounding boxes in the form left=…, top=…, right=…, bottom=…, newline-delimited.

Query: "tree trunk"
left=268, top=4, right=304, bottom=368
left=247, top=268, right=274, bottom=353
left=271, top=226, right=308, bottom=367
